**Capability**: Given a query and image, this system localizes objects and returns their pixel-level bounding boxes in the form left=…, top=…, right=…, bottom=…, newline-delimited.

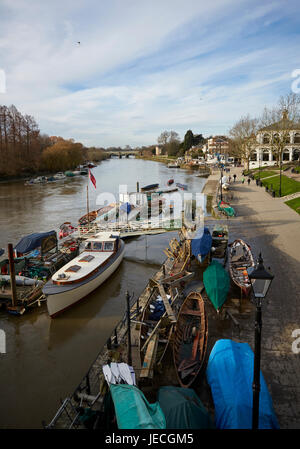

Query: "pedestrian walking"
left=233, top=174, right=236, bottom=182
left=229, top=176, right=231, bottom=183
left=247, top=178, right=251, bottom=186
left=242, top=177, right=245, bottom=184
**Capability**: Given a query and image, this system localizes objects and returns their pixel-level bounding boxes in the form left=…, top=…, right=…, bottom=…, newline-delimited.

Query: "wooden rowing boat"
left=173, top=291, right=208, bottom=388
left=139, top=285, right=175, bottom=378
left=228, top=239, right=255, bottom=296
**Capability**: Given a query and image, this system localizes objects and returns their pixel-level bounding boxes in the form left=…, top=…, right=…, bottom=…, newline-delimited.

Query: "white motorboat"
left=43, top=232, right=125, bottom=317
left=54, top=172, right=66, bottom=180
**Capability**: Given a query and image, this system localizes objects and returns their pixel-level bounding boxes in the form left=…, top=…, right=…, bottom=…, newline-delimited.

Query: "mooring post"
left=136, top=182, right=139, bottom=193
left=8, top=243, right=17, bottom=307
left=126, top=291, right=132, bottom=366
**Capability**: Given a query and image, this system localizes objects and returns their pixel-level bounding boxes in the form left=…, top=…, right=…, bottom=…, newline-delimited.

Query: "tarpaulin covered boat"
left=217, top=200, right=235, bottom=217
left=173, top=291, right=208, bottom=388
left=203, top=260, right=230, bottom=311
left=14, top=230, right=57, bottom=255
left=157, top=386, right=214, bottom=429
left=229, top=239, right=255, bottom=296
left=110, top=384, right=166, bottom=429
left=191, top=227, right=212, bottom=263
left=206, top=339, right=279, bottom=429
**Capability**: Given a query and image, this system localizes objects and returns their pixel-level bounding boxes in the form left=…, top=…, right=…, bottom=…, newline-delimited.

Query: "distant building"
left=155, top=145, right=162, bottom=156
left=207, top=136, right=229, bottom=155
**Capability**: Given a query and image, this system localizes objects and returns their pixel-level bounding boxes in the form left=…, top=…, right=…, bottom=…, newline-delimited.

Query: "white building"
left=249, top=111, right=300, bottom=169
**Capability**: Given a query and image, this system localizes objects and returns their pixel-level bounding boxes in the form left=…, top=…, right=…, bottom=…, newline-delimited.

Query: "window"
left=283, top=150, right=290, bottom=161
left=263, top=134, right=270, bottom=144
left=103, top=242, right=114, bottom=251
left=294, top=133, right=300, bottom=144
left=262, top=151, right=269, bottom=161
left=79, top=255, right=95, bottom=262
left=65, top=265, right=81, bottom=273
left=250, top=152, right=257, bottom=161
left=85, top=242, right=92, bottom=250
left=93, top=242, right=103, bottom=250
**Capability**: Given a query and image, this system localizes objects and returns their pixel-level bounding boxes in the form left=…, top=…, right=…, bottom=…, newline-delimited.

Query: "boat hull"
left=45, top=241, right=125, bottom=317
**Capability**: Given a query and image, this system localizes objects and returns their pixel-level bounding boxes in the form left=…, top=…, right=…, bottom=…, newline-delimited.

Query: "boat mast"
left=87, top=169, right=90, bottom=230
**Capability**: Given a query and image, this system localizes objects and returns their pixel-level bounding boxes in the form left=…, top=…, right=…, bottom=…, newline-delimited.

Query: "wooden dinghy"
left=139, top=285, right=175, bottom=379
left=78, top=210, right=99, bottom=225
left=229, top=239, right=255, bottom=296
left=173, top=291, right=208, bottom=388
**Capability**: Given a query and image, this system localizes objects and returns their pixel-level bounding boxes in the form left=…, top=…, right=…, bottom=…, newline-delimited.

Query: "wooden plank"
left=157, top=283, right=177, bottom=323
left=140, top=333, right=159, bottom=378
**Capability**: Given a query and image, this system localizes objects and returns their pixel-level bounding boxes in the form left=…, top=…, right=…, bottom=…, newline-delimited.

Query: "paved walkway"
left=226, top=167, right=300, bottom=429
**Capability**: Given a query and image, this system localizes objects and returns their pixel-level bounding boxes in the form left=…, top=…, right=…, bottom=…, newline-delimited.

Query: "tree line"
left=0, top=104, right=109, bottom=178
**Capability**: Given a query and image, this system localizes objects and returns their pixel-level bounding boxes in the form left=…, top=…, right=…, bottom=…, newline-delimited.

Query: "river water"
left=0, top=158, right=207, bottom=428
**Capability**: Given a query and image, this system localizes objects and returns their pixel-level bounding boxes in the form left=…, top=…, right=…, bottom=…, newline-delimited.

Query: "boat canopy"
left=14, top=230, right=57, bottom=254
left=206, top=339, right=279, bottom=429
left=110, top=384, right=166, bottom=429
left=191, top=227, right=212, bottom=259
left=157, top=386, right=214, bottom=429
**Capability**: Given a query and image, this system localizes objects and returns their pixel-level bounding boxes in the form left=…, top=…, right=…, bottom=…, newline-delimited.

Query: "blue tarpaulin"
left=206, top=339, right=279, bottom=429
left=110, top=384, right=166, bottom=429
left=191, top=227, right=212, bottom=262
left=14, top=231, right=57, bottom=254
left=120, top=202, right=131, bottom=214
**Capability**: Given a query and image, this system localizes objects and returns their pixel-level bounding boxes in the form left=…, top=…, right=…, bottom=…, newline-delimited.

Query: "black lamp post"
left=247, top=254, right=274, bottom=430
left=218, top=162, right=224, bottom=202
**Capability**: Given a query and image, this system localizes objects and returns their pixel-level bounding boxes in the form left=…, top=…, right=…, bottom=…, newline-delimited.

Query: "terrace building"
left=249, top=111, right=300, bottom=169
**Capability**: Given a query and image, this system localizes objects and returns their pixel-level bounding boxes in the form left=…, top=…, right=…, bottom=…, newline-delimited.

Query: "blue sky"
left=1, top=0, right=300, bottom=147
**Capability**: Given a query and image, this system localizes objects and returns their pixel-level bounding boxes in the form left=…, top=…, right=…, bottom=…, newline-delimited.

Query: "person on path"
left=247, top=178, right=251, bottom=186
left=242, top=177, right=245, bottom=184
left=233, top=174, right=236, bottom=182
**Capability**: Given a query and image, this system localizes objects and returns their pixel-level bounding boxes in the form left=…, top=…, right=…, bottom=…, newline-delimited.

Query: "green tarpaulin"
left=110, top=384, right=166, bottom=429
left=203, top=260, right=230, bottom=311
left=157, top=386, right=214, bottom=429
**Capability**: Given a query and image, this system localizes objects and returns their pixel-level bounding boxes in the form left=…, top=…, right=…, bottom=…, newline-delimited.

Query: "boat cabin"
left=52, top=232, right=120, bottom=285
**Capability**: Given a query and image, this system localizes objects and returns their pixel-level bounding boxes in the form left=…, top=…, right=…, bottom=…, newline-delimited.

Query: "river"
left=0, top=158, right=207, bottom=428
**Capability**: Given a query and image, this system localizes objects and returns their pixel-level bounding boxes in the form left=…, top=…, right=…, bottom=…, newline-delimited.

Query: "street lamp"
left=247, top=253, right=274, bottom=430
left=218, top=162, right=224, bottom=202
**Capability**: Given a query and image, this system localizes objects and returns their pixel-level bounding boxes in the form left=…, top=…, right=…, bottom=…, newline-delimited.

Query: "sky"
left=1, top=0, right=300, bottom=147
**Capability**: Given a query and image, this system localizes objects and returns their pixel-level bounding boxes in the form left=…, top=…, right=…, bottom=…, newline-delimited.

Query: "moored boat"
left=54, top=172, right=66, bottom=180
left=206, top=339, right=279, bottom=429
left=173, top=291, right=208, bottom=388
left=191, top=227, right=212, bottom=263
left=228, top=239, right=254, bottom=296
left=43, top=232, right=125, bottom=317
left=141, top=183, right=159, bottom=192
left=78, top=210, right=99, bottom=225
left=203, top=260, right=230, bottom=312
left=175, top=183, right=187, bottom=190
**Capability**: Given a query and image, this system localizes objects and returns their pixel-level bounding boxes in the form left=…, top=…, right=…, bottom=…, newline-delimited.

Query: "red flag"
left=89, top=168, right=96, bottom=189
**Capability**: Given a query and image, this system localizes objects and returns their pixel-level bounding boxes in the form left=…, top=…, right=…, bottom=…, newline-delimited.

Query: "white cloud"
left=0, top=0, right=299, bottom=146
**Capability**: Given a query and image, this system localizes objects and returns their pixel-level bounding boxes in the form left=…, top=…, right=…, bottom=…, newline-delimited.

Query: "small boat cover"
left=191, top=227, right=212, bottom=261
left=157, top=386, right=214, bottom=429
left=203, top=260, right=230, bottom=311
left=120, top=202, right=131, bottom=214
left=14, top=230, right=57, bottom=254
left=217, top=200, right=235, bottom=217
left=206, top=339, right=279, bottom=429
left=110, top=384, right=166, bottom=429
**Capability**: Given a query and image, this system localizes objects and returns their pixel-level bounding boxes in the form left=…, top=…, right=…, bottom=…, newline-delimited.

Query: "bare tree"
left=229, top=115, right=259, bottom=170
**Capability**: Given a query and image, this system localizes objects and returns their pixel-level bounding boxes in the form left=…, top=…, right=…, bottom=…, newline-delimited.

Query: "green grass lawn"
left=285, top=197, right=300, bottom=214
left=261, top=175, right=300, bottom=197
left=253, top=170, right=277, bottom=179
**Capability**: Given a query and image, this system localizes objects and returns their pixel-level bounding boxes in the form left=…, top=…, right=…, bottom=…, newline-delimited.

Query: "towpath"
left=224, top=166, right=300, bottom=429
